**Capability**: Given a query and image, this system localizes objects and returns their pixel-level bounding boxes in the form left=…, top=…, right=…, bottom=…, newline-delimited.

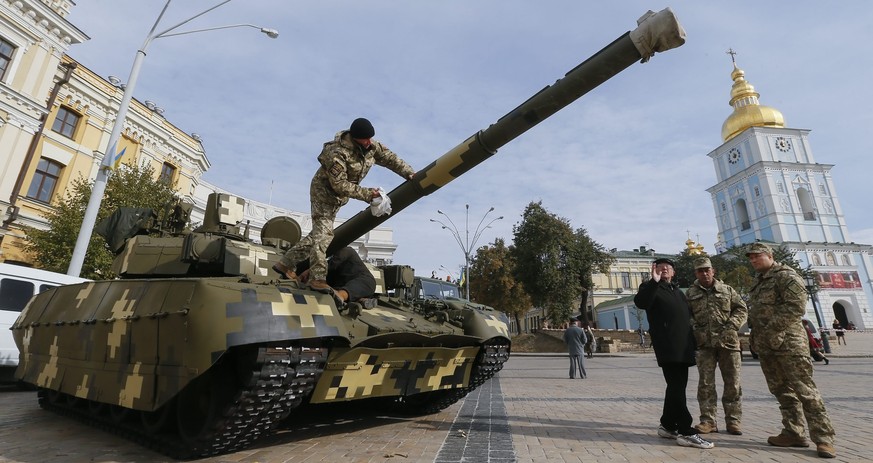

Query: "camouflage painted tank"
left=12, top=7, right=685, bottom=459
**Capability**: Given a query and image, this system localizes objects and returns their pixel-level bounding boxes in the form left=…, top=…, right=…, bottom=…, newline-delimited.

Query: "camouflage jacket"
left=312, top=131, right=414, bottom=208
left=686, top=279, right=747, bottom=351
left=748, top=262, right=809, bottom=356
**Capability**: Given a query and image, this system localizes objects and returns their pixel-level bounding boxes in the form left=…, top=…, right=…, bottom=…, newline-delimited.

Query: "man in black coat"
left=634, top=257, right=714, bottom=450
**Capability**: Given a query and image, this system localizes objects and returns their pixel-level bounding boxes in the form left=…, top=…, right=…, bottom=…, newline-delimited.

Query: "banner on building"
left=817, top=271, right=862, bottom=290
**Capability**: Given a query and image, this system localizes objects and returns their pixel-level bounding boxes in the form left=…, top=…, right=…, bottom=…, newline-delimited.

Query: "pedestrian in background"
left=634, top=257, right=714, bottom=450
left=584, top=324, right=596, bottom=358
left=686, top=257, right=747, bottom=436
left=746, top=243, right=836, bottom=459
left=562, top=319, right=588, bottom=379
left=832, top=320, right=846, bottom=345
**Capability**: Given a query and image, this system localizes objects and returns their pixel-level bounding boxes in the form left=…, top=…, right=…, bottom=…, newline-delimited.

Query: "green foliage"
left=24, top=163, right=178, bottom=279
left=510, top=201, right=612, bottom=326
left=469, top=238, right=532, bottom=329
left=670, top=242, right=815, bottom=301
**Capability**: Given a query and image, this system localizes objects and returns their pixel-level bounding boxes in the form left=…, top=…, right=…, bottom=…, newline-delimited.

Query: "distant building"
left=0, top=1, right=400, bottom=267
left=706, top=58, right=872, bottom=330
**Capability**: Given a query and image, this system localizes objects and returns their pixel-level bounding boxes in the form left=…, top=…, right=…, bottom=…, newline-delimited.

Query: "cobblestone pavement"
left=0, top=332, right=870, bottom=463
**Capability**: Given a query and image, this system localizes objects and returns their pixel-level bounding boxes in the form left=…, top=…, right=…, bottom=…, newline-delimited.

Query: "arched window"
left=796, top=187, right=816, bottom=221
left=812, top=254, right=822, bottom=266
left=841, top=255, right=851, bottom=266
left=826, top=252, right=836, bottom=266
left=26, top=158, right=64, bottom=203
left=735, top=198, right=751, bottom=230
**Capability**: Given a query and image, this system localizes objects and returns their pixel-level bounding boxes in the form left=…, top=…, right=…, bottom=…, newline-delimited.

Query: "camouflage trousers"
left=758, top=354, right=835, bottom=445
left=696, top=347, right=742, bottom=426
left=279, top=204, right=340, bottom=281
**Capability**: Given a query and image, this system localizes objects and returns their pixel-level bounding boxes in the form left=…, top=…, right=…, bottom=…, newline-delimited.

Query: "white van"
left=0, top=263, right=88, bottom=379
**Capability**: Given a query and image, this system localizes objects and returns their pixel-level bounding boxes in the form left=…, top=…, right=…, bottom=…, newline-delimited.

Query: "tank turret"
left=13, top=8, right=684, bottom=459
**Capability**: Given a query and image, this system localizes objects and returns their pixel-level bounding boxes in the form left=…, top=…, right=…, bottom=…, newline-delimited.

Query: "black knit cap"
left=349, top=118, right=375, bottom=139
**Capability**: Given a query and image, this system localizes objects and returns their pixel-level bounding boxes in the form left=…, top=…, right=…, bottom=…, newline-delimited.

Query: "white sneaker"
left=676, top=434, right=715, bottom=449
left=657, top=426, right=679, bottom=439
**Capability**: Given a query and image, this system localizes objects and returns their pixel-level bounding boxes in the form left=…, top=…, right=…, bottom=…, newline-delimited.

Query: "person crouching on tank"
left=296, top=247, right=376, bottom=305
left=272, top=118, right=415, bottom=291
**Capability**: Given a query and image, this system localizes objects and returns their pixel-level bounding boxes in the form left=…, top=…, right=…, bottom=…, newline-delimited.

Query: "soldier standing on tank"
left=686, top=257, right=747, bottom=436
left=272, top=118, right=415, bottom=290
left=746, top=242, right=836, bottom=459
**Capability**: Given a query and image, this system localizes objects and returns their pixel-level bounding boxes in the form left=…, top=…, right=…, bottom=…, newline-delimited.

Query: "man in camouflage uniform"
left=686, top=257, right=747, bottom=436
left=746, top=242, right=836, bottom=459
left=273, top=118, right=415, bottom=290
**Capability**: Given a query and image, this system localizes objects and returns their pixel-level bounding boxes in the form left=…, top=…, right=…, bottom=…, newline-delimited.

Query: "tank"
left=12, top=8, right=685, bottom=459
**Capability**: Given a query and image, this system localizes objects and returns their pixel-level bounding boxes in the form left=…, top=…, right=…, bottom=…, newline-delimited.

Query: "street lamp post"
left=67, top=0, right=278, bottom=277
left=804, top=274, right=831, bottom=354
left=429, top=204, right=503, bottom=300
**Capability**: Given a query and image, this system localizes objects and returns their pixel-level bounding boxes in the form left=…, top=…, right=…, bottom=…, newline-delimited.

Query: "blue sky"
left=66, top=1, right=873, bottom=277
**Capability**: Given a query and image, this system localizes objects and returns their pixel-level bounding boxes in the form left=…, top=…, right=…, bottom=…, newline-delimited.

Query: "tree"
left=24, top=163, right=178, bottom=279
left=469, top=238, right=533, bottom=332
left=569, top=227, right=614, bottom=324
left=511, top=201, right=610, bottom=326
left=672, top=243, right=814, bottom=302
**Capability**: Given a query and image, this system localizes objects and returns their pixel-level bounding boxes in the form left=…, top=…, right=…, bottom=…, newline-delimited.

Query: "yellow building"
left=0, top=1, right=208, bottom=264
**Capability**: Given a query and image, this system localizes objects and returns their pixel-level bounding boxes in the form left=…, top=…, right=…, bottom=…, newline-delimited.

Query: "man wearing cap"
left=634, top=257, right=714, bottom=450
left=273, top=118, right=415, bottom=290
left=686, top=256, right=747, bottom=436
left=746, top=242, right=836, bottom=459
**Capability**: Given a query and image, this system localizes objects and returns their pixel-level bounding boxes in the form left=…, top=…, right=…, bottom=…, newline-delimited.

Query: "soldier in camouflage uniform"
left=686, top=257, right=747, bottom=436
left=746, top=242, right=836, bottom=459
left=274, top=118, right=415, bottom=289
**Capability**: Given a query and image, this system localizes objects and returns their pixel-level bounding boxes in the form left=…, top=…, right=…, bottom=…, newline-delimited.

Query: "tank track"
left=37, top=344, right=327, bottom=460
left=392, top=338, right=511, bottom=414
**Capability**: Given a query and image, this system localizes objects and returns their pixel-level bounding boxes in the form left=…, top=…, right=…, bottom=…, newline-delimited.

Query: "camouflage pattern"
left=281, top=131, right=414, bottom=280
left=749, top=261, right=835, bottom=445
left=12, top=192, right=510, bottom=458
left=687, top=278, right=747, bottom=426
left=758, top=354, right=835, bottom=445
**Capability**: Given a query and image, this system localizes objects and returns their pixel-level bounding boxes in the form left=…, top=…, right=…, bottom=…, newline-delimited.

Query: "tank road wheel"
left=176, top=357, right=239, bottom=445
left=88, top=399, right=107, bottom=417
left=45, top=389, right=64, bottom=405
left=109, top=404, right=133, bottom=424
left=390, top=389, right=466, bottom=415
left=141, top=399, right=175, bottom=435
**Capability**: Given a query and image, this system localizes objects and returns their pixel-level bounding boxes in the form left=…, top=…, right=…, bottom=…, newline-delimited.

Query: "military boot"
left=767, top=434, right=810, bottom=447
left=726, top=423, right=742, bottom=435
left=816, top=443, right=836, bottom=458
left=309, top=279, right=332, bottom=291
left=271, top=262, right=297, bottom=280
left=695, top=422, right=718, bottom=434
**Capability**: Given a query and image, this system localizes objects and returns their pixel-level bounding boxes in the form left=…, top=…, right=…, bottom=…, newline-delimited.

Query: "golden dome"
left=721, top=63, right=784, bottom=141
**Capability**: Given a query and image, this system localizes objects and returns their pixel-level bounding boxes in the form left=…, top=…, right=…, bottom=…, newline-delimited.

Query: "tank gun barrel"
left=328, top=8, right=685, bottom=256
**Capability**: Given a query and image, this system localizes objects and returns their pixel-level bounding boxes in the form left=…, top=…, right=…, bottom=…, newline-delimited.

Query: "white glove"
left=369, top=187, right=392, bottom=217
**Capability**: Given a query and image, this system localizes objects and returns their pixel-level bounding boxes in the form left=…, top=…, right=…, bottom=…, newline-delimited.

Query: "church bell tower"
left=706, top=51, right=872, bottom=331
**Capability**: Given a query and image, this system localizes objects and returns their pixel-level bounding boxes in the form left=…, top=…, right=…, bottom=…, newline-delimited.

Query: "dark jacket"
left=633, top=279, right=696, bottom=366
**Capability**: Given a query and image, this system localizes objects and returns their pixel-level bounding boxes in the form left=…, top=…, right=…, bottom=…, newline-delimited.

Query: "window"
left=0, top=278, right=35, bottom=312
left=159, top=162, right=176, bottom=184
left=753, top=186, right=761, bottom=197
left=0, top=38, right=15, bottom=80
left=621, top=272, right=631, bottom=288
left=796, top=187, right=816, bottom=221
left=51, top=106, right=81, bottom=139
left=26, top=158, right=63, bottom=203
